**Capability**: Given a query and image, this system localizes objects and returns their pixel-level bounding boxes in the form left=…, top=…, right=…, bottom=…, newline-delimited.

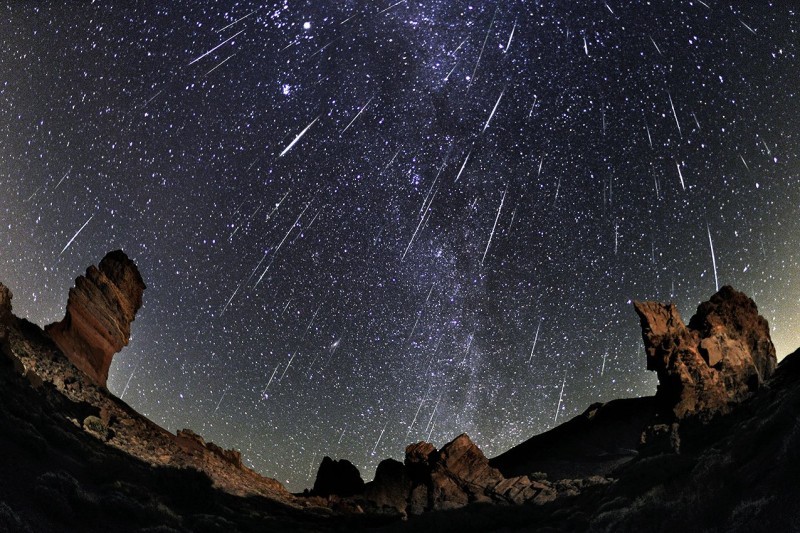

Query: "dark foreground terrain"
left=1, top=254, right=799, bottom=532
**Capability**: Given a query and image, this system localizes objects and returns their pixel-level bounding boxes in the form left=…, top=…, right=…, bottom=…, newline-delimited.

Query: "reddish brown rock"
left=46, top=250, right=145, bottom=387
left=404, top=441, right=437, bottom=479
left=429, top=433, right=504, bottom=509
left=634, top=286, right=776, bottom=421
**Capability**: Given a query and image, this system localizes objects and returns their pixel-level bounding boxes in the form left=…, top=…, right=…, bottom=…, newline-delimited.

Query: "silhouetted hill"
left=490, top=396, right=656, bottom=480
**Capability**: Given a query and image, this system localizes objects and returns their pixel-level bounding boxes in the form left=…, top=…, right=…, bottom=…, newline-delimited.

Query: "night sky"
left=2, top=1, right=800, bottom=491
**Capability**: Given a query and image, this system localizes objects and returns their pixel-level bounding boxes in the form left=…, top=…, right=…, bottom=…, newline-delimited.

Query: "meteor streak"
left=280, top=115, right=321, bottom=157
left=188, top=29, right=244, bottom=66
left=60, top=215, right=93, bottom=255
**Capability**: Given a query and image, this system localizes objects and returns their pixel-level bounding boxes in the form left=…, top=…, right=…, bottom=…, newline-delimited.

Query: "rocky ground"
left=1, top=251, right=798, bottom=532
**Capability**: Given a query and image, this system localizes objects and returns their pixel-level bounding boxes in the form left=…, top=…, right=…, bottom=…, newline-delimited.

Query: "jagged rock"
left=405, top=441, right=436, bottom=479
left=312, top=457, right=365, bottom=497
left=634, top=286, right=776, bottom=421
left=360, top=433, right=587, bottom=514
left=437, top=434, right=504, bottom=486
left=429, top=434, right=504, bottom=509
left=46, top=250, right=145, bottom=387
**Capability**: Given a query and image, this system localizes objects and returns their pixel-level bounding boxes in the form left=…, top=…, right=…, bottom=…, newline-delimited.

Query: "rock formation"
left=634, top=285, right=776, bottom=421
left=46, top=250, right=145, bottom=387
left=311, top=457, right=365, bottom=497
left=324, top=434, right=610, bottom=517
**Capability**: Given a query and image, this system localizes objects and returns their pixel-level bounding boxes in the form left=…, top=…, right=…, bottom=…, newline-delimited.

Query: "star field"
left=2, top=2, right=800, bottom=491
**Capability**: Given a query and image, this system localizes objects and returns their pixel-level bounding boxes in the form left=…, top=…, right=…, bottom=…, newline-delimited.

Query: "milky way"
left=2, top=2, right=799, bottom=491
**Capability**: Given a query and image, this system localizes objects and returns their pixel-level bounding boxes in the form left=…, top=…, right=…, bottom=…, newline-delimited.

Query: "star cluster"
left=2, top=2, right=799, bottom=491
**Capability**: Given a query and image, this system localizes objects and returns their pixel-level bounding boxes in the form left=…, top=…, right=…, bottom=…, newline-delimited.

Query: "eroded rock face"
left=634, top=286, right=776, bottom=421
left=46, top=250, right=145, bottom=387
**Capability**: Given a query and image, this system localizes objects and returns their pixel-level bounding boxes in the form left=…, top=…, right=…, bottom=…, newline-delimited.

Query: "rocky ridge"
left=1, top=277, right=291, bottom=502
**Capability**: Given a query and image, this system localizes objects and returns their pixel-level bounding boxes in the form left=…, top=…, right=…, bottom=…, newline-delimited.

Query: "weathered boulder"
left=634, top=286, right=776, bottom=421
left=312, top=457, right=365, bottom=497
left=46, top=250, right=145, bottom=387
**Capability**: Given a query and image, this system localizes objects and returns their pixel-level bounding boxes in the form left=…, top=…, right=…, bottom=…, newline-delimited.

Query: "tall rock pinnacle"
left=46, top=250, right=145, bottom=387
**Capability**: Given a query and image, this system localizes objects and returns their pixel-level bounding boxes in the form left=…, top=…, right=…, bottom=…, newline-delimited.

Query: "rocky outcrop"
left=312, top=457, right=365, bottom=497
left=0, top=300, right=327, bottom=532
left=46, top=250, right=145, bottom=387
left=331, top=434, right=610, bottom=517
left=416, top=433, right=506, bottom=511
left=0, top=277, right=292, bottom=507
left=634, top=286, right=776, bottom=421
